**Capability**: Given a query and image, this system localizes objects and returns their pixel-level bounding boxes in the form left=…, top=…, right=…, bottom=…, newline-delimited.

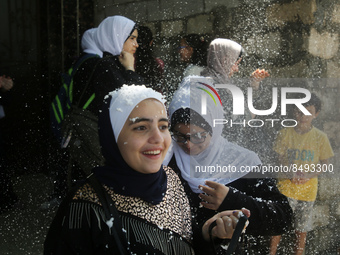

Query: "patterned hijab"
left=93, top=15, right=136, bottom=56
left=164, top=76, right=261, bottom=193
left=201, top=38, right=243, bottom=84
left=93, top=85, right=168, bottom=204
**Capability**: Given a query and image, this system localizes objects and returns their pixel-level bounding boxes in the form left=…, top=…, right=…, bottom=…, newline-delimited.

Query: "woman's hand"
left=250, top=69, right=270, bottom=90
left=198, top=181, right=229, bottom=210
left=202, top=208, right=251, bottom=241
left=119, top=50, right=135, bottom=71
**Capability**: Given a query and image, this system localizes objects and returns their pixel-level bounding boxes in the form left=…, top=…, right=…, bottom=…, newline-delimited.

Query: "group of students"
left=44, top=14, right=334, bottom=255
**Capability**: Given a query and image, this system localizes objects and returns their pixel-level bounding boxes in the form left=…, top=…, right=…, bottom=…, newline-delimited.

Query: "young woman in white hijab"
left=164, top=76, right=292, bottom=254
left=44, top=84, right=250, bottom=254
left=201, top=38, right=269, bottom=90
left=201, top=38, right=270, bottom=146
left=41, top=16, right=145, bottom=210
left=71, top=15, right=145, bottom=116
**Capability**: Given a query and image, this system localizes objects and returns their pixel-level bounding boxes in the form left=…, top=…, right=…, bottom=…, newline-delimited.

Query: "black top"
left=44, top=166, right=196, bottom=255
left=72, top=52, right=144, bottom=116
left=168, top=156, right=293, bottom=254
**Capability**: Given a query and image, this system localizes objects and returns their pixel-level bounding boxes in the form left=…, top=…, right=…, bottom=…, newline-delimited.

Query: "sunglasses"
left=171, top=131, right=209, bottom=144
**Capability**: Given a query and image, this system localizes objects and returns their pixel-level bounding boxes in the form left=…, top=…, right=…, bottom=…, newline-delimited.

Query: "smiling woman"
left=117, top=98, right=171, bottom=174
left=44, top=84, right=249, bottom=254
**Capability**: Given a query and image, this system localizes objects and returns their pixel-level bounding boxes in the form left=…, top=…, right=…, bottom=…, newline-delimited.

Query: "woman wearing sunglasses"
left=164, top=76, right=292, bottom=254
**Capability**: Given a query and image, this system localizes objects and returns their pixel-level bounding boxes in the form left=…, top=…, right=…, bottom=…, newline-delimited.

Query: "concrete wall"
left=92, top=0, right=340, bottom=253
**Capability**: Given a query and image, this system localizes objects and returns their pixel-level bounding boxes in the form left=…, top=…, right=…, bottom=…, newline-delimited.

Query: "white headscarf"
left=94, top=15, right=136, bottom=56
left=201, top=38, right=242, bottom=84
left=106, top=84, right=166, bottom=142
left=81, top=28, right=103, bottom=57
left=164, top=76, right=261, bottom=193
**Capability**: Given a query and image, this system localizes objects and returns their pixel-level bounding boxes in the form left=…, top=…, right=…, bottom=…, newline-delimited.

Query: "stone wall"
left=93, top=0, right=340, bottom=253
